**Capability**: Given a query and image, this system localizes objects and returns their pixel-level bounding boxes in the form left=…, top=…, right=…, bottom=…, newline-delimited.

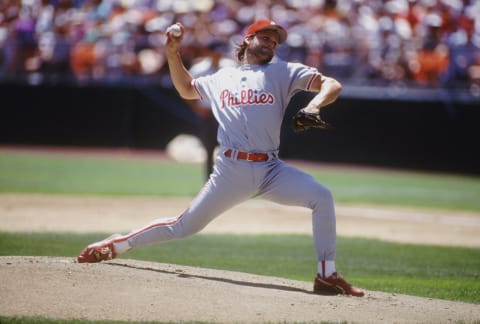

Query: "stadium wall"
left=0, top=82, right=478, bottom=175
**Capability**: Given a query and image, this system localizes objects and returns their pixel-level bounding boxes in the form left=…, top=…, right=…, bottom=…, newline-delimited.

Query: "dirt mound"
left=1, top=256, right=479, bottom=323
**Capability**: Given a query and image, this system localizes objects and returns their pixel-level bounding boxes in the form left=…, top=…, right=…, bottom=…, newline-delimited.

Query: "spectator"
left=38, top=21, right=74, bottom=82
left=2, top=4, right=39, bottom=78
left=70, top=34, right=98, bottom=80
left=409, top=13, right=450, bottom=86
left=444, top=12, right=479, bottom=87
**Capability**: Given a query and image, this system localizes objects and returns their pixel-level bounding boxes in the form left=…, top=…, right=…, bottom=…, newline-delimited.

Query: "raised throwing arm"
left=165, top=23, right=200, bottom=100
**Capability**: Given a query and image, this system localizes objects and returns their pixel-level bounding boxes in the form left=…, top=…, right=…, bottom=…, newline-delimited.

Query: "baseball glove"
left=292, top=109, right=335, bottom=133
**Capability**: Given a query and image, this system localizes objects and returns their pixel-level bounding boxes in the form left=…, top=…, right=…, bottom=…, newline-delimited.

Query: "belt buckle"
left=246, top=153, right=255, bottom=162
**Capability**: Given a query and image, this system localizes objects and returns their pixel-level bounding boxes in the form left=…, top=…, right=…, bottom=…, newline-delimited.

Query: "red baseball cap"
left=245, top=19, right=288, bottom=44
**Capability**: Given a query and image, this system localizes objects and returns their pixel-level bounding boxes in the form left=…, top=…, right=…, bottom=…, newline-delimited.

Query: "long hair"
left=235, top=35, right=252, bottom=62
left=235, top=41, right=247, bottom=62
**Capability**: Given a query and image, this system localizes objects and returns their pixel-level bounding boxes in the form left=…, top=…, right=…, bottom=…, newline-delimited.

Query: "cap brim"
left=260, top=25, right=288, bottom=44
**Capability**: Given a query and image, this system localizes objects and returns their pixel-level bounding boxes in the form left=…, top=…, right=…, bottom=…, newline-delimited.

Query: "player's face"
left=246, top=30, right=280, bottom=64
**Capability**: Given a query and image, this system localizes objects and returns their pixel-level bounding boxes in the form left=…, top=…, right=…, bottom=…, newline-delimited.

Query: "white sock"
left=113, top=239, right=131, bottom=254
left=318, top=260, right=336, bottom=278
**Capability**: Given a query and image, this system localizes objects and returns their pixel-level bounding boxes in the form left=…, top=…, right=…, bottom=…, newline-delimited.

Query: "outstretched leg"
left=78, top=156, right=257, bottom=263
left=260, top=161, right=336, bottom=261
left=259, top=160, right=364, bottom=297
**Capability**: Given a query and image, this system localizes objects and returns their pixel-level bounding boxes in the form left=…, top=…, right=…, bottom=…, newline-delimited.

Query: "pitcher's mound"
left=1, top=256, right=479, bottom=323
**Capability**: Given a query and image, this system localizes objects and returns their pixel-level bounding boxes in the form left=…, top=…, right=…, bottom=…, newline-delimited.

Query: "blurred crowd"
left=1, top=0, right=479, bottom=92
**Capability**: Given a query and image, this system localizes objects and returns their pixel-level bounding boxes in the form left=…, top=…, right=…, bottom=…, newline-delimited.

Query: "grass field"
left=1, top=148, right=479, bottom=211
left=0, top=148, right=479, bottom=308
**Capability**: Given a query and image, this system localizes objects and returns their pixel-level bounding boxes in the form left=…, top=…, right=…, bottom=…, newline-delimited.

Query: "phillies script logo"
left=220, top=89, right=275, bottom=109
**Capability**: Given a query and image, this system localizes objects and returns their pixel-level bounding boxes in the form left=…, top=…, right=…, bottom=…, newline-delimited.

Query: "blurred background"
left=1, top=0, right=479, bottom=174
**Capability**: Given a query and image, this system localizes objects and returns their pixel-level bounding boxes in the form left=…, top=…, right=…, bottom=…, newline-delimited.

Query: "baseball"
left=167, top=24, right=183, bottom=38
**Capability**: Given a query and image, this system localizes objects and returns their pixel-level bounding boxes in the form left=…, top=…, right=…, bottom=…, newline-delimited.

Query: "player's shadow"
left=106, top=261, right=315, bottom=295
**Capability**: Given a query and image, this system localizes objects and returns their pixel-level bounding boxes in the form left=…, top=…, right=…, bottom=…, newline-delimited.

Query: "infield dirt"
left=0, top=194, right=479, bottom=323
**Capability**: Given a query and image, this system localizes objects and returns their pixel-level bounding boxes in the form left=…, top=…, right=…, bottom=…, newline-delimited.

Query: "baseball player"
left=77, top=19, right=364, bottom=297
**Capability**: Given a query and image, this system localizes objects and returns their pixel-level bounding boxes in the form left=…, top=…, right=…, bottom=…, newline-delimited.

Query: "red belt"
left=224, top=149, right=273, bottom=162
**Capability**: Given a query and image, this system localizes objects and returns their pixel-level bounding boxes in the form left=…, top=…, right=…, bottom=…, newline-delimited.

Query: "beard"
left=248, top=45, right=274, bottom=64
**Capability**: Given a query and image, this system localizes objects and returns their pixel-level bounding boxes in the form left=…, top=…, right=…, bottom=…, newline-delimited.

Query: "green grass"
left=1, top=149, right=480, bottom=211
left=305, top=166, right=480, bottom=211
left=1, top=232, right=479, bottom=304
left=0, top=150, right=204, bottom=196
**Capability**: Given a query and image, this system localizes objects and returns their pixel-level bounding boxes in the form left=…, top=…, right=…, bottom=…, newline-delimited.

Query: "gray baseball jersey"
left=192, top=61, right=320, bottom=152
